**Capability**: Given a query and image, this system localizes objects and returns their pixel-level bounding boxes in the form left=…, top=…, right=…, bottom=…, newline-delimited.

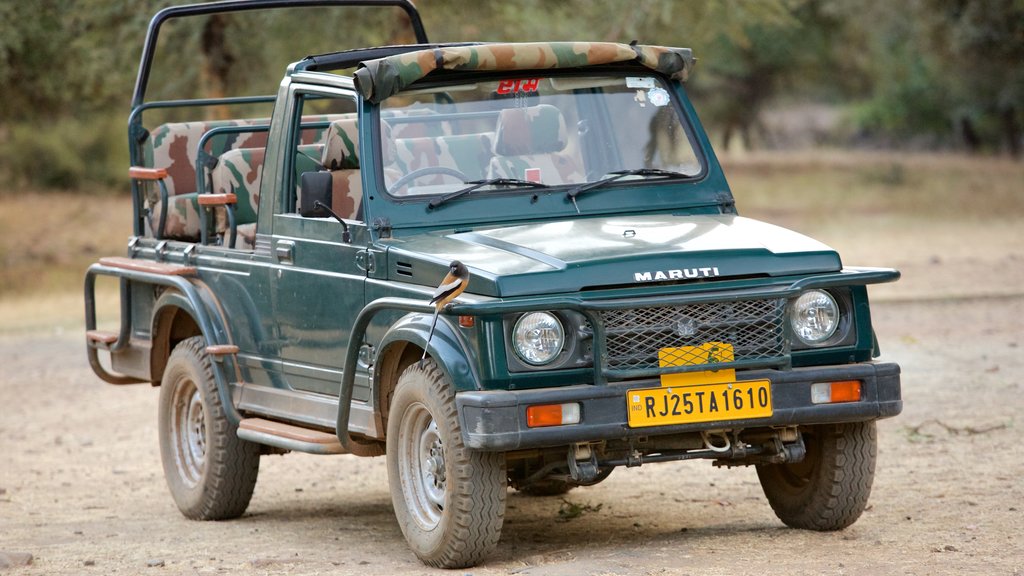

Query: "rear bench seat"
left=138, top=115, right=347, bottom=244
left=142, top=119, right=270, bottom=240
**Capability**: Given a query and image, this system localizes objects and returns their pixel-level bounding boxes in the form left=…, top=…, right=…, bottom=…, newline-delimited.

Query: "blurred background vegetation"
left=0, top=0, right=1021, bottom=192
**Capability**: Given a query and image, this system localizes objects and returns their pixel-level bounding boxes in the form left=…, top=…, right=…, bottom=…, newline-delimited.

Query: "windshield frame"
left=361, top=65, right=727, bottom=234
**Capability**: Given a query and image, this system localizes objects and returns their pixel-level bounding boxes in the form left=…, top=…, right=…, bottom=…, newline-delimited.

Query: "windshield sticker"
left=648, top=87, right=670, bottom=107
left=634, top=89, right=647, bottom=107
left=524, top=167, right=541, bottom=182
left=626, top=76, right=656, bottom=89
left=496, top=78, right=541, bottom=95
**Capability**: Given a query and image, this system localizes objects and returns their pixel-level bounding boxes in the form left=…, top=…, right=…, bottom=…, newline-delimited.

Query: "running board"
left=237, top=418, right=346, bottom=455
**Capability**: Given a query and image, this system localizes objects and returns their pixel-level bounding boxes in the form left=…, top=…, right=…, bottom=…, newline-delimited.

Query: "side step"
left=86, top=330, right=119, bottom=350
left=237, top=418, right=346, bottom=455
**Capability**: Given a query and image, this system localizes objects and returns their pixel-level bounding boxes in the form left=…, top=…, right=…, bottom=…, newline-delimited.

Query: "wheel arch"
left=150, top=284, right=242, bottom=424
left=373, top=312, right=481, bottom=437
left=151, top=289, right=202, bottom=383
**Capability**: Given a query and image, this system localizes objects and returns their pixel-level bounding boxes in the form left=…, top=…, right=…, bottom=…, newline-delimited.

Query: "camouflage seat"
left=146, top=119, right=271, bottom=196
left=311, top=118, right=364, bottom=221
left=487, top=104, right=584, bottom=185
left=391, top=132, right=495, bottom=184
left=143, top=115, right=350, bottom=243
left=145, top=119, right=272, bottom=241
left=383, top=107, right=450, bottom=139
left=210, top=144, right=325, bottom=249
left=210, top=147, right=265, bottom=250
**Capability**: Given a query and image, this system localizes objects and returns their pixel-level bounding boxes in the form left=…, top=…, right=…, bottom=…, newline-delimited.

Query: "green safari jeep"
left=84, top=0, right=902, bottom=568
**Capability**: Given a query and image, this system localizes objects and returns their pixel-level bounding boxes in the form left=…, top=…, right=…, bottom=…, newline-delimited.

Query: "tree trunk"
left=1002, top=107, right=1021, bottom=159
left=960, top=116, right=981, bottom=153
left=200, top=14, right=234, bottom=120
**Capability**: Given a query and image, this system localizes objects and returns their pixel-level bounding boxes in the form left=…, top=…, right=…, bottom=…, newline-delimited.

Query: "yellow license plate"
left=627, top=380, right=773, bottom=427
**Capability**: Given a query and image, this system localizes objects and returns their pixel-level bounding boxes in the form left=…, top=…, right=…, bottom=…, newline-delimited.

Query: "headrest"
left=493, top=104, right=568, bottom=156
left=321, top=119, right=360, bottom=170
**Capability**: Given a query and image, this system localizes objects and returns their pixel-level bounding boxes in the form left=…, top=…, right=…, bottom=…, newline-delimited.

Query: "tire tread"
left=388, top=360, right=506, bottom=568
left=160, top=336, right=260, bottom=521
left=757, top=421, right=876, bottom=531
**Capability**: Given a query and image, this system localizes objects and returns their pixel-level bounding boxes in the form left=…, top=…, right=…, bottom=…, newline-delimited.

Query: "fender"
left=152, top=285, right=243, bottom=424
left=336, top=297, right=442, bottom=452
left=376, top=311, right=481, bottom=394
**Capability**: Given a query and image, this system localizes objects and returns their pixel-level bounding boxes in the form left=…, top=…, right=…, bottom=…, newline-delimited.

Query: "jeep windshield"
left=378, top=74, right=703, bottom=199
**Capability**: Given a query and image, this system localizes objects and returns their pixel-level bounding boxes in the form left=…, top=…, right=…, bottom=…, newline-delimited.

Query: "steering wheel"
left=390, top=166, right=468, bottom=192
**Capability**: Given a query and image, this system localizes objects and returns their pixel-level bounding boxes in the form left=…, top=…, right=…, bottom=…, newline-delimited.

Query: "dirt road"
left=1, top=292, right=1022, bottom=575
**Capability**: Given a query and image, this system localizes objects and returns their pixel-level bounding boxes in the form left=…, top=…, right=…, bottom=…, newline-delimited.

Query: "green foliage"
left=848, top=47, right=951, bottom=138
left=0, top=0, right=72, bottom=120
left=557, top=499, right=603, bottom=521
left=839, top=0, right=1024, bottom=151
left=1, top=114, right=126, bottom=191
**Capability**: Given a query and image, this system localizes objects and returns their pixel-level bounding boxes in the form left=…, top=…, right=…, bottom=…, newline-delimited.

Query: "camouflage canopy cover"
left=353, top=42, right=695, bottom=103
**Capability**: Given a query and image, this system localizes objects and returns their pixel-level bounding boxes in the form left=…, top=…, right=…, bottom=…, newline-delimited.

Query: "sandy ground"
left=2, top=177, right=1024, bottom=574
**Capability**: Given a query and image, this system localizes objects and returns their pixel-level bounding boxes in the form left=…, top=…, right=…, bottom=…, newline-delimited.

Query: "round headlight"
left=790, top=290, right=840, bottom=345
left=513, top=312, right=564, bottom=365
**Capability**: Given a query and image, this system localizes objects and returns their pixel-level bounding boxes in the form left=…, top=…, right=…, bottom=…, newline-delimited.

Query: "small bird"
left=422, top=260, right=470, bottom=362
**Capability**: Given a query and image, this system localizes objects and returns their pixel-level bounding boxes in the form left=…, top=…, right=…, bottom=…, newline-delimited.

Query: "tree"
left=928, top=0, right=1024, bottom=156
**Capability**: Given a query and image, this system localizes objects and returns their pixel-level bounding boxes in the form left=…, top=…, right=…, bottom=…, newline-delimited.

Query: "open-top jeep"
left=84, top=0, right=902, bottom=568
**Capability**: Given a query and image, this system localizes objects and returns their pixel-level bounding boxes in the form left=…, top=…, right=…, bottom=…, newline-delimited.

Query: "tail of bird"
left=420, top=307, right=441, bottom=364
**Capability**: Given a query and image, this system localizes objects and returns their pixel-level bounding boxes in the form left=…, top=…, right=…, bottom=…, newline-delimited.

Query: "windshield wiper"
left=565, top=168, right=690, bottom=213
left=427, top=178, right=549, bottom=209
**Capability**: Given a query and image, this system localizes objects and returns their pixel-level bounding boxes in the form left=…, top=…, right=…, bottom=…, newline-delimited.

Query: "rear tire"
left=387, top=359, right=506, bottom=568
left=158, top=336, right=260, bottom=520
left=756, top=421, right=876, bottom=531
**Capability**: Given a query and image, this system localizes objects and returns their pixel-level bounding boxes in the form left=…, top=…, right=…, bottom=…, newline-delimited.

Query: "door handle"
left=275, top=240, right=295, bottom=264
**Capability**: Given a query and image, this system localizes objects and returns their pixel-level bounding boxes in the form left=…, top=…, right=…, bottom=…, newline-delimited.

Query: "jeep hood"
left=386, top=214, right=841, bottom=297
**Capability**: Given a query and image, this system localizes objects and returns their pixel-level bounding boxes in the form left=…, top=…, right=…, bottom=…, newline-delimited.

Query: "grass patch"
left=0, top=190, right=129, bottom=335
left=722, top=151, right=1024, bottom=226
left=720, top=150, right=1024, bottom=224
left=0, top=191, right=132, bottom=297
left=557, top=499, right=603, bottom=521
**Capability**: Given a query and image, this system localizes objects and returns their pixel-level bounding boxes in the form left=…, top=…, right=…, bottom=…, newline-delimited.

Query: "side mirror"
left=299, top=171, right=333, bottom=217
left=299, top=170, right=352, bottom=243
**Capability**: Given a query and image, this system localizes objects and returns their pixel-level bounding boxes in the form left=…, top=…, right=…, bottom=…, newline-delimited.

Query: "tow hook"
left=567, top=443, right=600, bottom=483
left=701, top=430, right=732, bottom=453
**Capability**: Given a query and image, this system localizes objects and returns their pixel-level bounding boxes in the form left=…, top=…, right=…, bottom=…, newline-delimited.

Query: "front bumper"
left=456, top=362, right=901, bottom=451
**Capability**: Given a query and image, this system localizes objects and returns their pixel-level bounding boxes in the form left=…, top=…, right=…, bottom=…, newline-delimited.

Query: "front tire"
left=756, top=421, right=876, bottom=531
left=387, top=360, right=506, bottom=568
left=158, top=336, right=260, bottom=520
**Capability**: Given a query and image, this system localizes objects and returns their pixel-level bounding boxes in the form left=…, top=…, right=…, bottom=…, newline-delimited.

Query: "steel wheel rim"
left=171, top=379, right=206, bottom=487
left=398, top=401, right=446, bottom=529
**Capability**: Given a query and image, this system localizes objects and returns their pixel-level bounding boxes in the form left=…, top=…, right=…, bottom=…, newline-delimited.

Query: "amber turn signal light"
left=526, top=403, right=581, bottom=427
left=811, top=380, right=861, bottom=404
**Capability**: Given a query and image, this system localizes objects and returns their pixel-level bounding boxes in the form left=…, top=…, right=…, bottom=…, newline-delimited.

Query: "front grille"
left=599, top=298, right=788, bottom=372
